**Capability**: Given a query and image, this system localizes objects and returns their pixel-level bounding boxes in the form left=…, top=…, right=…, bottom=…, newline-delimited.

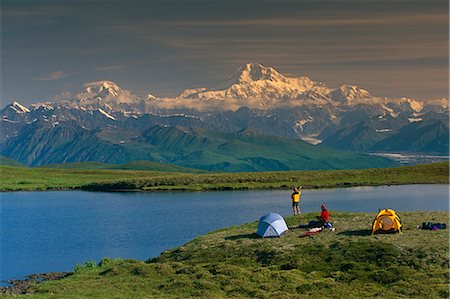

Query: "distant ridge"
left=0, top=122, right=395, bottom=171
left=1, top=63, right=447, bottom=169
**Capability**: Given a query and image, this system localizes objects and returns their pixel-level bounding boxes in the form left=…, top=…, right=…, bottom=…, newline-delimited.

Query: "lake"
left=1, top=184, right=448, bottom=283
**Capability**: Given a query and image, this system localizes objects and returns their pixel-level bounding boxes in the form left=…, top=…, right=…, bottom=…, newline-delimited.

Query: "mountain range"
left=1, top=63, right=448, bottom=170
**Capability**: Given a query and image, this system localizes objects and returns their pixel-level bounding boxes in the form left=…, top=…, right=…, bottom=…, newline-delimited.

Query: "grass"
left=40, top=160, right=204, bottom=173
left=16, top=211, right=449, bottom=298
left=0, top=162, right=448, bottom=191
left=0, top=166, right=181, bottom=191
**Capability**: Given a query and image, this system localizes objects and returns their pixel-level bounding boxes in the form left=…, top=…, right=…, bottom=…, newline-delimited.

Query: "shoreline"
left=1, top=181, right=448, bottom=193
left=1, top=210, right=448, bottom=296
left=0, top=272, right=68, bottom=295
left=83, top=181, right=449, bottom=192
left=2, top=162, right=448, bottom=192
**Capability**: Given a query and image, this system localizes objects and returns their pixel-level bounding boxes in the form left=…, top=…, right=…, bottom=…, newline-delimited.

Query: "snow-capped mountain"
left=56, top=80, right=150, bottom=115
left=26, top=63, right=443, bottom=117
left=0, top=63, right=448, bottom=167
left=329, top=85, right=372, bottom=104
left=139, top=63, right=435, bottom=129
left=179, top=63, right=318, bottom=102
left=1, top=101, right=31, bottom=121
left=172, top=63, right=428, bottom=111
left=9, top=101, right=31, bottom=113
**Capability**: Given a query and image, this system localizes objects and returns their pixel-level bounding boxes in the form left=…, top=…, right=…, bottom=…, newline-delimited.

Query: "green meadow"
left=12, top=211, right=449, bottom=298
left=1, top=162, right=448, bottom=297
left=0, top=162, right=448, bottom=191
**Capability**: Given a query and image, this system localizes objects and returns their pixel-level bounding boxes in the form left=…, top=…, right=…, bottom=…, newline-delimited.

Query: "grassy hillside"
left=0, top=155, right=23, bottom=167
left=135, top=126, right=396, bottom=171
left=0, top=166, right=177, bottom=191
left=4, top=123, right=395, bottom=171
left=83, top=162, right=449, bottom=191
left=0, top=162, right=448, bottom=191
left=41, top=160, right=203, bottom=173
left=373, top=119, right=449, bottom=154
left=16, top=211, right=449, bottom=298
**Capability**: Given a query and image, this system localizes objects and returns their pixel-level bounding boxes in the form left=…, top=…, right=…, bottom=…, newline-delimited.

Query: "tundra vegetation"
left=9, top=211, right=449, bottom=298
left=0, top=162, right=448, bottom=191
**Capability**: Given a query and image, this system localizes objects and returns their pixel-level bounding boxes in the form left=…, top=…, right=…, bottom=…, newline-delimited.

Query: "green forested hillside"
left=134, top=126, right=395, bottom=171
left=322, top=118, right=449, bottom=154
left=3, top=123, right=395, bottom=171
left=372, top=119, right=449, bottom=154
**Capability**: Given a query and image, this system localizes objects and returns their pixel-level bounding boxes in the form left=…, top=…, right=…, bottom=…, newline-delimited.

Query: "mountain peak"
left=329, top=84, right=372, bottom=103
left=54, top=80, right=147, bottom=114
left=77, top=80, right=142, bottom=105
left=84, top=80, right=121, bottom=97
left=10, top=101, right=30, bottom=113
left=234, top=63, right=285, bottom=83
left=147, top=93, right=157, bottom=101
left=406, top=98, right=424, bottom=112
left=177, top=63, right=318, bottom=103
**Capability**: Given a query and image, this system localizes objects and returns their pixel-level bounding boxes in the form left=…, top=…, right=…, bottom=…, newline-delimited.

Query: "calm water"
left=1, top=184, right=448, bottom=282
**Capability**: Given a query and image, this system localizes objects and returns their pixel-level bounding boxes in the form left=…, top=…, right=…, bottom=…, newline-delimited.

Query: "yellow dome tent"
left=372, top=209, right=402, bottom=235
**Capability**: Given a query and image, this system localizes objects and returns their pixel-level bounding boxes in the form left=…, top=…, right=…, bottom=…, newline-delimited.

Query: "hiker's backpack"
left=419, top=222, right=447, bottom=230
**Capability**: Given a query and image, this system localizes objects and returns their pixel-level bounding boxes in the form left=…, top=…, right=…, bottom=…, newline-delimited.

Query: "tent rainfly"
left=256, top=213, right=289, bottom=238
left=372, top=208, right=403, bottom=235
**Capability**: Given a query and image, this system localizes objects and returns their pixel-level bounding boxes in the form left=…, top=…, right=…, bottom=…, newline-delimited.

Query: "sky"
left=1, top=0, right=448, bottom=106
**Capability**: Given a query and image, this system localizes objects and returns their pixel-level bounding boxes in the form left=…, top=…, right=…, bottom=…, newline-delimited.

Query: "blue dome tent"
left=256, top=213, right=289, bottom=238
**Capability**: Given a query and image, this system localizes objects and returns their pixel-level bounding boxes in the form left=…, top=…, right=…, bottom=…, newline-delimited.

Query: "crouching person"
left=317, top=204, right=329, bottom=225
left=306, top=204, right=329, bottom=228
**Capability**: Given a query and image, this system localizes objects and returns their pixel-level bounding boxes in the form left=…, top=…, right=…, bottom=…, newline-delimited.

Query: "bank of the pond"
left=1, top=162, right=448, bottom=192
left=3, top=184, right=448, bottom=285
left=4, top=211, right=449, bottom=298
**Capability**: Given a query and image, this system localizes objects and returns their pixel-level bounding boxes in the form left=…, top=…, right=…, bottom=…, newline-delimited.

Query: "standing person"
left=291, top=186, right=302, bottom=215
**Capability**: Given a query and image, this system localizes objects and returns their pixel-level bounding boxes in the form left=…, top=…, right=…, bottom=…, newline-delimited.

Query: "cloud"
left=34, top=70, right=71, bottom=81
left=150, top=95, right=335, bottom=112
left=157, top=13, right=448, bottom=28
left=427, top=98, right=449, bottom=107
left=2, top=4, right=70, bottom=18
